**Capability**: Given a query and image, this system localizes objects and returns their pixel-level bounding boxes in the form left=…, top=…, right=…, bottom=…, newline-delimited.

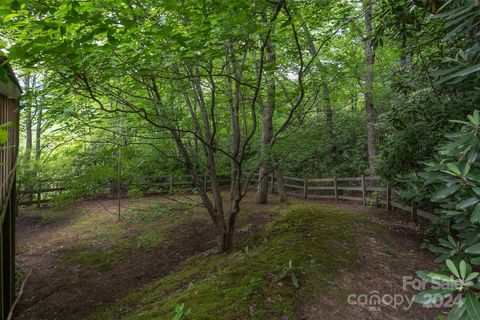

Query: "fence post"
left=411, top=198, right=417, bottom=222
left=269, top=173, right=274, bottom=194
left=169, top=176, right=173, bottom=193
left=333, top=177, right=338, bottom=201
left=303, top=177, right=308, bottom=199
left=36, top=182, right=41, bottom=208
left=386, top=183, right=391, bottom=212
left=361, top=174, right=366, bottom=206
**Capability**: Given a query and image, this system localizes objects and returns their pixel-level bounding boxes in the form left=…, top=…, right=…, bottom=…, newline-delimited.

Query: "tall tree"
left=257, top=18, right=276, bottom=205
left=302, top=19, right=337, bottom=170
left=363, top=0, right=376, bottom=172
left=35, top=100, right=42, bottom=161
left=23, top=75, right=33, bottom=161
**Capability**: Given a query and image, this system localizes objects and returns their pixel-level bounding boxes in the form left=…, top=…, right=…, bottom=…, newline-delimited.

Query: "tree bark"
left=257, top=22, right=275, bottom=204
left=35, top=106, right=42, bottom=161
left=24, top=77, right=33, bottom=162
left=364, top=0, right=376, bottom=172
left=400, top=33, right=412, bottom=68
left=148, top=74, right=229, bottom=252
left=35, top=104, right=43, bottom=208
left=302, top=21, right=336, bottom=167
left=24, top=76, right=34, bottom=203
left=322, top=81, right=336, bottom=166
left=225, top=50, right=243, bottom=249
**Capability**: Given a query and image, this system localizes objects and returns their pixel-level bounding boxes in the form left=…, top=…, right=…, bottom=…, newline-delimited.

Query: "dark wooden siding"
left=0, top=93, right=19, bottom=320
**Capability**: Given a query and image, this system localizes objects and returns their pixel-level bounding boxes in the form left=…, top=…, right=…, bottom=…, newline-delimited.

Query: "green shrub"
left=127, top=186, right=144, bottom=199
left=407, top=110, right=480, bottom=317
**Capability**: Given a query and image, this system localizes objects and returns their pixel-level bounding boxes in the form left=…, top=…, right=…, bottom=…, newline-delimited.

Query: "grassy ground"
left=88, top=204, right=361, bottom=320
left=16, top=195, right=440, bottom=320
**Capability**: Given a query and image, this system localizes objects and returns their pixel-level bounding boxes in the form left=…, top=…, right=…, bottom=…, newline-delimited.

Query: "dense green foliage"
left=376, top=0, right=480, bottom=179
left=1, top=0, right=384, bottom=191
left=405, top=111, right=480, bottom=317
left=2, top=0, right=480, bottom=317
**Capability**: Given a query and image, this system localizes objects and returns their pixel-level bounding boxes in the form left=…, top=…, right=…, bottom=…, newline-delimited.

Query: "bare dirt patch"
left=15, top=194, right=281, bottom=320
left=15, top=195, right=442, bottom=320
left=294, top=201, right=444, bottom=320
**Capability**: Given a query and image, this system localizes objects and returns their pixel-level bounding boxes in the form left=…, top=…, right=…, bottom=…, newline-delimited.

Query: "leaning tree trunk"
left=364, top=0, right=376, bottom=172
left=257, top=24, right=275, bottom=204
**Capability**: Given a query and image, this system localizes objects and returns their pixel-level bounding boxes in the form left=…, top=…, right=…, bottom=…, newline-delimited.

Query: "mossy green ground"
left=32, top=198, right=204, bottom=272
left=89, top=203, right=363, bottom=320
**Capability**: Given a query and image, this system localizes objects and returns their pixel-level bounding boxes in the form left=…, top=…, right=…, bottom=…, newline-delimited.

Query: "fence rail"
left=279, top=174, right=436, bottom=221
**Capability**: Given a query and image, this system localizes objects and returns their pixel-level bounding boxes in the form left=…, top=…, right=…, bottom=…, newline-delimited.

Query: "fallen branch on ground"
left=7, top=269, right=33, bottom=320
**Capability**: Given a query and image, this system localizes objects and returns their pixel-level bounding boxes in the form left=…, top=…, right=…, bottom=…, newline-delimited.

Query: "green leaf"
left=473, top=188, right=480, bottom=197
left=465, top=272, right=479, bottom=282
left=465, top=242, right=480, bottom=254
left=465, top=293, right=480, bottom=319
left=443, top=210, right=464, bottom=217
left=468, top=148, right=479, bottom=164
left=459, top=260, right=466, bottom=279
left=448, top=235, right=457, bottom=247
left=444, top=64, right=480, bottom=82
left=163, top=0, right=177, bottom=10
left=471, top=203, right=480, bottom=223
left=432, top=184, right=461, bottom=201
left=457, top=197, right=480, bottom=210
left=440, top=237, right=456, bottom=249
left=414, top=288, right=455, bottom=305
left=0, top=128, right=7, bottom=144
left=447, top=259, right=460, bottom=278
left=427, top=271, right=458, bottom=284
left=431, top=246, right=450, bottom=255
left=448, top=299, right=466, bottom=320
left=474, top=110, right=480, bottom=124
left=447, top=163, right=462, bottom=175
left=471, top=257, right=480, bottom=265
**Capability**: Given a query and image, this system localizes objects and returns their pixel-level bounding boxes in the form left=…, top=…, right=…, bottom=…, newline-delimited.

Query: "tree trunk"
left=24, top=77, right=33, bottom=162
left=149, top=75, right=230, bottom=253
left=257, top=23, right=275, bottom=204
left=35, top=105, right=43, bottom=207
left=24, top=76, right=34, bottom=203
left=364, top=0, right=376, bottom=172
left=302, top=21, right=336, bottom=167
left=226, top=51, right=243, bottom=250
left=35, top=106, right=42, bottom=161
left=322, top=81, right=336, bottom=167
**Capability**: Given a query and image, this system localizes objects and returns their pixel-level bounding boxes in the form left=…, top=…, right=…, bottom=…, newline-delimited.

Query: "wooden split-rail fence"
left=25, top=173, right=437, bottom=222
left=279, top=175, right=436, bottom=221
